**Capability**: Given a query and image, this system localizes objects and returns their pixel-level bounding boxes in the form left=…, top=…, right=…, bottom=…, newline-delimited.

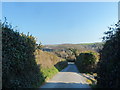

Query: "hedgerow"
left=2, top=19, right=43, bottom=88
left=75, top=51, right=99, bottom=73
left=97, top=21, right=120, bottom=88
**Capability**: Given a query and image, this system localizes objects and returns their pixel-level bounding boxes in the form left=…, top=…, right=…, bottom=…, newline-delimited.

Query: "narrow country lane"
left=40, top=62, right=91, bottom=88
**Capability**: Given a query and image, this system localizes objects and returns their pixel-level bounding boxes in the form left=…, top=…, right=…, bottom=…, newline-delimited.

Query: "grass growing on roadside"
left=35, top=49, right=68, bottom=87
left=86, top=79, right=92, bottom=84
left=39, top=61, right=68, bottom=87
left=85, top=73, right=97, bottom=88
left=41, top=66, right=59, bottom=81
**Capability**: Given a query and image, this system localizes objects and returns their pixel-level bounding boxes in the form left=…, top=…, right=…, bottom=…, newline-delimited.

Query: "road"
left=41, top=62, right=91, bottom=88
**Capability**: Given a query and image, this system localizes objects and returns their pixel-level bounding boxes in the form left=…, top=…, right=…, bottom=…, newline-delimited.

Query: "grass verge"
left=39, top=61, right=68, bottom=87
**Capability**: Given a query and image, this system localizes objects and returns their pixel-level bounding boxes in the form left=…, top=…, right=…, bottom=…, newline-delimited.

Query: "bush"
left=75, top=51, right=99, bottom=73
left=2, top=19, right=43, bottom=88
left=97, top=21, right=120, bottom=88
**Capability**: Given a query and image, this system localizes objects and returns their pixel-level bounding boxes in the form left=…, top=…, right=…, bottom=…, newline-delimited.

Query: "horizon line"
left=43, top=41, right=103, bottom=45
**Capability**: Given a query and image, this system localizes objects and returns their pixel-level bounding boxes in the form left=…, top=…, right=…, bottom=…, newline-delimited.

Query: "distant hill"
left=42, top=42, right=104, bottom=52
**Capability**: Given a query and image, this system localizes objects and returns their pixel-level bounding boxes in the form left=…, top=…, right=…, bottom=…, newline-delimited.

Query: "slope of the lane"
left=40, top=62, right=91, bottom=88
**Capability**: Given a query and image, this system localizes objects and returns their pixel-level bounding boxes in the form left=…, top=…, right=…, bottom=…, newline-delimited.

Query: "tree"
left=97, top=21, right=120, bottom=88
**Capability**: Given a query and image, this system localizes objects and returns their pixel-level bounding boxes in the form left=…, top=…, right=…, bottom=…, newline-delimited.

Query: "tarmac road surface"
left=41, top=62, right=91, bottom=88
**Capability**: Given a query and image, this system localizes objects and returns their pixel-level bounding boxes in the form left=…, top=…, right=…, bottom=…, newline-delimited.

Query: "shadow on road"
left=60, top=62, right=79, bottom=73
left=54, top=61, right=68, bottom=71
left=41, top=82, right=91, bottom=88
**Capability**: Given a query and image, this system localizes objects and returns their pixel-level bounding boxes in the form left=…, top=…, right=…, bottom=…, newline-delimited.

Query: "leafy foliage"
left=97, top=21, right=120, bottom=88
left=2, top=19, right=43, bottom=88
left=75, top=51, right=99, bottom=73
left=36, top=42, right=44, bottom=50
left=68, top=48, right=79, bottom=57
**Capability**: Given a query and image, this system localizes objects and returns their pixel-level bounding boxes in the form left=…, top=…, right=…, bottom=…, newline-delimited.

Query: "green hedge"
left=97, top=21, right=120, bottom=88
left=75, top=51, right=99, bottom=73
left=2, top=21, right=43, bottom=88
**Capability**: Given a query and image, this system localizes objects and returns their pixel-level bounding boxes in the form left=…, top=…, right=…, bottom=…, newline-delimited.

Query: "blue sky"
left=2, top=2, right=118, bottom=45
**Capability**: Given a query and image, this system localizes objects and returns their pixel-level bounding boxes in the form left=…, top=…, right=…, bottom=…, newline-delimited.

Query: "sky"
left=2, top=2, right=118, bottom=45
